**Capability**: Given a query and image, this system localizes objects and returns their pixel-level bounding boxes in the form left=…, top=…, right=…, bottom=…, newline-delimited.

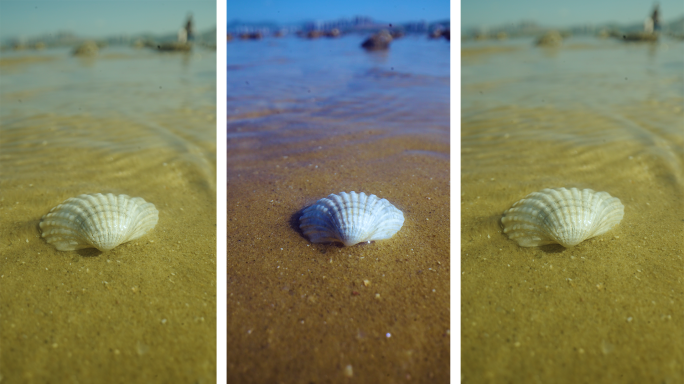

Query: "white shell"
left=299, top=191, right=404, bottom=246
left=40, top=193, right=159, bottom=252
left=501, top=187, right=624, bottom=248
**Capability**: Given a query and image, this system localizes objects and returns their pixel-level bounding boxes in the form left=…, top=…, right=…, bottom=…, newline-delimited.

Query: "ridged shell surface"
left=501, top=187, right=624, bottom=248
left=40, top=193, right=159, bottom=252
left=299, top=191, right=404, bottom=246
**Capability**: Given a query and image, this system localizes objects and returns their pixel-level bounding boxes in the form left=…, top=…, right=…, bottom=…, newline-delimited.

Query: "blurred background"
left=0, top=1, right=217, bottom=118
left=462, top=0, right=684, bottom=38
left=1, top=1, right=216, bottom=48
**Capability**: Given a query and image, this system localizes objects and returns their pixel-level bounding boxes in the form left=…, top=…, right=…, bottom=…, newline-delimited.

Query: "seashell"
left=501, top=187, right=624, bottom=248
left=40, top=193, right=159, bottom=252
left=299, top=191, right=404, bottom=246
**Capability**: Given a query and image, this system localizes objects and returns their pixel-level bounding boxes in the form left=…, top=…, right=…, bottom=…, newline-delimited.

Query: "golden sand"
left=461, top=45, right=521, bottom=61
left=0, top=110, right=216, bottom=383
left=227, top=130, right=450, bottom=382
left=461, top=100, right=684, bottom=383
left=0, top=55, right=56, bottom=68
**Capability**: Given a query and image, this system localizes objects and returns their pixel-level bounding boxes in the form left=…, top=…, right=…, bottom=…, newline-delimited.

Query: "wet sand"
left=461, top=99, right=684, bottom=382
left=461, top=45, right=520, bottom=60
left=227, top=129, right=450, bottom=382
left=0, top=55, right=57, bottom=69
left=0, top=51, right=216, bottom=383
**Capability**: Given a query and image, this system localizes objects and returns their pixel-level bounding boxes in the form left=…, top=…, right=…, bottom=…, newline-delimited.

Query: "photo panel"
left=227, top=1, right=451, bottom=382
left=0, top=1, right=217, bottom=382
left=461, top=0, right=683, bottom=382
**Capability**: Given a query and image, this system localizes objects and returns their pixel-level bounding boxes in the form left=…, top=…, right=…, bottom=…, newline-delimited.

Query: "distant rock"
left=361, top=30, right=393, bottom=51
left=619, top=32, right=658, bottom=42
left=535, top=31, right=563, bottom=47
left=72, top=41, right=99, bottom=56
left=307, top=30, right=324, bottom=39
left=239, top=32, right=262, bottom=40
left=429, top=28, right=443, bottom=39
left=442, top=30, right=450, bottom=41
left=429, top=28, right=449, bottom=41
left=154, top=42, right=192, bottom=52
left=325, top=28, right=341, bottom=38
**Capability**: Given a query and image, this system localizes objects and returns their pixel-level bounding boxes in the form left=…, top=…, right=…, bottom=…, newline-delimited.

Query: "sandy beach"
left=228, top=134, right=450, bottom=383
left=461, top=37, right=683, bottom=383
left=227, top=35, right=450, bottom=382
left=0, top=48, right=217, bottom=383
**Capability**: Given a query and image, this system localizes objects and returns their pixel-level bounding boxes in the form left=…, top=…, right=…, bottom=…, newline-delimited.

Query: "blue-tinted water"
left=1, top=46, right=215, bottom=124
left=462, top=36, right=684, bottom=121
left=227, top=34, right=450, bottom=161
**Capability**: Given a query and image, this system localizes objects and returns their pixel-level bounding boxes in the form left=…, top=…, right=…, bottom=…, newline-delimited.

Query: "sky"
left=462, top=0, right=684, bottom=29
left=2, top=1, right=682, bottom=40
left=0, top=1, right=216, bottom=39
left=226, top=0, right=682, bottom=28
left=227, top=0, right=450, bottom=25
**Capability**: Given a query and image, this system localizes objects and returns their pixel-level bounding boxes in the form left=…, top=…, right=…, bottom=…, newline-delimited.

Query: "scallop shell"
left=40, top=193, right=159, bottom=252
left=501, top=187, right=624, bottom=248
left=299, top=191, right=404, bottom=246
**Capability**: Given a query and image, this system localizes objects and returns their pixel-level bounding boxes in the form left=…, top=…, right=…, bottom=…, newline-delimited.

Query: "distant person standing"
left=651, top=3, right=661, bottom=32
left=185, top=13, right=195, bottom=41
left=178, top=27, right=188, bottom=43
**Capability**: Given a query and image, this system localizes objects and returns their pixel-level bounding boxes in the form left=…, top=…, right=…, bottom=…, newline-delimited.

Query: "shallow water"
left=461, top=36, right=683, bottom=383
left=227, top=34, right=450, bottom=382
left=0, top=46, right=217, bottom=382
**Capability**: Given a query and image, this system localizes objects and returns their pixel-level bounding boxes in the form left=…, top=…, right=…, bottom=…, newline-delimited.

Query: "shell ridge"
left=582, top=189, right=602, bottom=239
left=345, top=192, right=360, bottom=243
left=512, top=192, right=563, bottom=245
left=359, top=193, right=381, bottom=242
left=368, top=209, right=404, bottom=241
left=591, top=198, right=624, bottom=237
left=532, top=188, right=581, bottom=247
left=362, top=193, right=379, bottom=241
left=548, top=188, right=576, bottom=245
left=561, top=188, right=584, bottom=246
left=362, top=197, right=391, bottom=242
left=332, top=193, right=347, bottom=241
left=124, top=197, right=148, bottom=242
left=300, top=201, right=342, bottom=243
left=77, top=194, right=106, bottom=248
left=355, top=192, right=373, bottom=243
left=99, top=194, right=121, bottom=250
left=98, top=193, right=125, bottom=250
left=330, top=194, right=349, bottom=242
